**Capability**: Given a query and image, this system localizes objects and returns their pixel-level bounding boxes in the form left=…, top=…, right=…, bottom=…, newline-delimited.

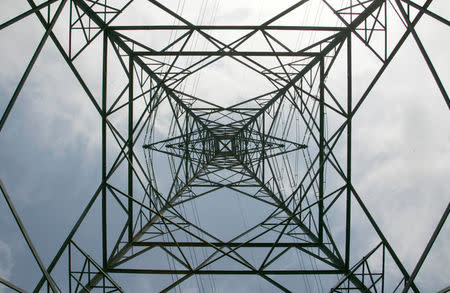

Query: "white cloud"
left=0, top=239, right=13, bottom=283
left=351, top=34, right=450, bottom=290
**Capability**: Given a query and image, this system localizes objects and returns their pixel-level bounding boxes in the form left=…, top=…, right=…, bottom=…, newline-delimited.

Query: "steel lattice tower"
left=1, top=0, right=449, bottom=292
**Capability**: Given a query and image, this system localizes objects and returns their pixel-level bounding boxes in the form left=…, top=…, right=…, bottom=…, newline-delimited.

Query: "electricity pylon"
left=0, top=0, right=448, bottom=292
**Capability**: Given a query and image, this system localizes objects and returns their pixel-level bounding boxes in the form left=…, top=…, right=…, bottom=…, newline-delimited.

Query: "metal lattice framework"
left=0, top=0, right=449, bottom=292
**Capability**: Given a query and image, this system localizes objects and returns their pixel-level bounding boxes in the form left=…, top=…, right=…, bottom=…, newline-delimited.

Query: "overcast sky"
left=0, top=0, right=449, bottom=292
